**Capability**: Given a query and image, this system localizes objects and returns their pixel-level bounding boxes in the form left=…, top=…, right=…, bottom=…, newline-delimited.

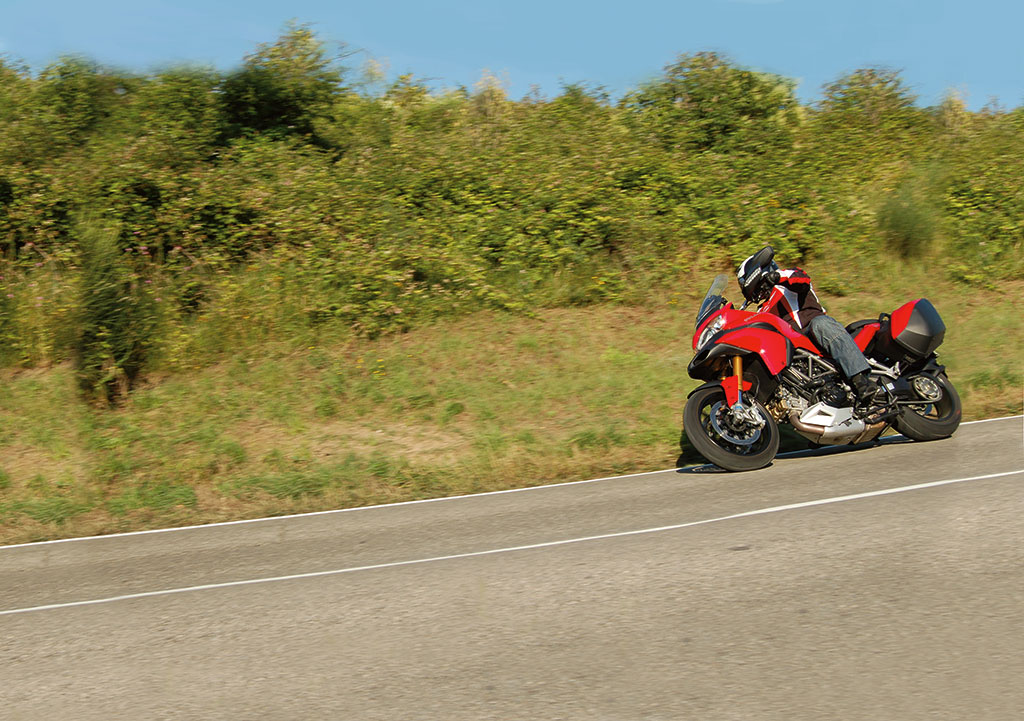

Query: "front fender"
left=687, top=378, right=753, bottom=408
left=688, top=342, right=744, bottom=380
left=687, top=380, right=723, bottom=399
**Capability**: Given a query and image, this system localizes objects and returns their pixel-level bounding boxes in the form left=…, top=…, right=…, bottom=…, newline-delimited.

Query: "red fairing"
left=690, top=304, right=823, bottom=376
left=853, top=322, right=880, bottom=351
left=698, top=306, right=822, bottom=354
left=721, top=375, right=753, bottom=407
left=718, top=327, right=791, bottom=375
left=740, top=310, right=821, bottom=355
left=890, top=299, right=922, bottom=338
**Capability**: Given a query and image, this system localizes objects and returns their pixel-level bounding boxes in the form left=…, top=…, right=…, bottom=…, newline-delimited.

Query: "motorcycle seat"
left=845, top=318, right=884, bottom=354
left=845, top=319, right=876, bottom=335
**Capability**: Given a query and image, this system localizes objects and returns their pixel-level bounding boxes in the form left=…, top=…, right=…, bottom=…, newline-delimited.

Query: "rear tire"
left=682, top=386, right=779, bottom=471
left=894, top=372, right=962, bottom=441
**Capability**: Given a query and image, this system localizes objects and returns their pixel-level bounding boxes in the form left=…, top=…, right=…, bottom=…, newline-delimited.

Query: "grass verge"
left=1, top=261, right=1021, bottom=544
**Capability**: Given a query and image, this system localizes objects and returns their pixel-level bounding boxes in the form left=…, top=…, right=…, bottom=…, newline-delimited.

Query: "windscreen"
left=695, top=274, right=729, bottom=328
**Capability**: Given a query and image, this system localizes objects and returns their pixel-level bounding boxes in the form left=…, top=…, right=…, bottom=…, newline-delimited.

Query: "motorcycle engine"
left=817, top=381, right=851, bottom=408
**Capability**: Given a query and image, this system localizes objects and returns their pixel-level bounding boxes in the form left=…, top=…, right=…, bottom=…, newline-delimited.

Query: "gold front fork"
left=730, top=355, right=745, bottom=408
left=732, top=355, right=743, bottom=380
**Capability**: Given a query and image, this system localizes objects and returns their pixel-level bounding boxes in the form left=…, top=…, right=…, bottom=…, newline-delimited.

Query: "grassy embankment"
left=1, top=259, right=1020, bottom=545
left=2, top=28, right=1022, bottom=543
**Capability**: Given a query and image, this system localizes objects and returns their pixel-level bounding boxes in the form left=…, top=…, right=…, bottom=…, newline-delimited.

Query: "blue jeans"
left=808, top=314, right=870, bottom=379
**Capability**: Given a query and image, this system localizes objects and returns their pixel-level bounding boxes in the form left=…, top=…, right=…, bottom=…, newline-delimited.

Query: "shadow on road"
left=675, top=433, right=916, bottom=474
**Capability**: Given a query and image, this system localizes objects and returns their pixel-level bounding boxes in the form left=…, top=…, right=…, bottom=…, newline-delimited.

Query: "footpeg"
left=855, top=403, right=898, bottom=425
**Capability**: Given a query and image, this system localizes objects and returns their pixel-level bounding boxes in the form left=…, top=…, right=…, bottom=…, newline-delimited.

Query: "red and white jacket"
left=759, top=268, right=826, bottom=331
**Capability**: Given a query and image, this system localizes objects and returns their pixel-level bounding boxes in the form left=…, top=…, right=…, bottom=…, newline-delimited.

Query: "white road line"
left=961, top=414, right=1024, bottom=426
left=3, top=414, right=1020, bottom=551
left=0, top=467, right=677, bottom=550
left=2, top=468, right=1020, bottom=618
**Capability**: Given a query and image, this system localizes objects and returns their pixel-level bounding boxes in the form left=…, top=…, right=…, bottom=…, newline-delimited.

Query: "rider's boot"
left=851, top=371, right=880, bottom=403
left=851, top=371, right=888, bottom=420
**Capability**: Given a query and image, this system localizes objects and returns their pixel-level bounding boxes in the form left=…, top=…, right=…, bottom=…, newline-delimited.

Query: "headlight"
left=697, top=316, right=725, bottom=350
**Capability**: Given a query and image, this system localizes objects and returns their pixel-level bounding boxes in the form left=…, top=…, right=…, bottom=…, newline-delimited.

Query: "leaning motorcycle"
left=682, top=274, right=961, bottom=471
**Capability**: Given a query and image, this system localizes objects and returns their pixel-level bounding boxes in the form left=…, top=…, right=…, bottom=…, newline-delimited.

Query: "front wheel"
left=682, top=386, right=779, bottom=471
left=894, top=372, right=962, bottom=441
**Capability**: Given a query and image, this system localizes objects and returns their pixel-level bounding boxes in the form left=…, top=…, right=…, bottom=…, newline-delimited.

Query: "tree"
left=135, top=66, right=224, bottom=165
left=0, top=57, right=32, bottom=163
left=0, top=57, right=30, bottom=123
left=622, top=51, right=800, bottom=153
left=808, top=67, right=928, bottom=177
left=816, top=67, right=920, bottom=130
left=34, top=56, right=131, bottom=148
left=219, top=23, right=346, bottom=144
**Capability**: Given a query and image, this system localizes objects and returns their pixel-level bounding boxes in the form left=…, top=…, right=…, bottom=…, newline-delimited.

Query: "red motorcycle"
left=683, top=273, right=961, bottom=471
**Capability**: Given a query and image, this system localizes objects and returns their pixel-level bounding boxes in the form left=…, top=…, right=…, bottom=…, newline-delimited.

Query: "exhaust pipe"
left=789, top=410, right=829, bottom=443
left=789, top=404, right=885, bottom=445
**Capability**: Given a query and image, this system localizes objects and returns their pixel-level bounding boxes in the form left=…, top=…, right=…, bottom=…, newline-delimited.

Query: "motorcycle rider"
left=736, top=246, right=885, bottom=411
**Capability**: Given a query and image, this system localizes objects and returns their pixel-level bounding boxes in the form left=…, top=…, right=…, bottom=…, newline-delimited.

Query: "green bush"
left=73, top=219, right=157, bottom=404
left=877, top=183, right=939, bottom=259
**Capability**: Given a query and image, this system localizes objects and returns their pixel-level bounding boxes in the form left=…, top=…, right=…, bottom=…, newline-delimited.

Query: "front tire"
left=894, top=372, right=962, bottom=441
left=682, top=386, right=779, bottom=471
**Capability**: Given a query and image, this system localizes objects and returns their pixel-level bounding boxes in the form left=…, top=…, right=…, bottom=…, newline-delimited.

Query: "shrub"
left=876, top=183, right=939, bottom=259
left=73, top=219, right=157, bottom=404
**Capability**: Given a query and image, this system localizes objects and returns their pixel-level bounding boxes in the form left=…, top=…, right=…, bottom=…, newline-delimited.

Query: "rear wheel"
left=894, top=372, right=961, bottom=441
left=682, top=386, right=779, bottom=471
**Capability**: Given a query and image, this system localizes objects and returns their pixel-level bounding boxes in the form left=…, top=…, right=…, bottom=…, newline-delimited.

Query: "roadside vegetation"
left=1, top=25, right=1021, bottom=543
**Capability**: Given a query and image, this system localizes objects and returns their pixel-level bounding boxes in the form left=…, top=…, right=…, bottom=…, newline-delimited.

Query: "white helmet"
left=736, top=246, right=779, bottom=303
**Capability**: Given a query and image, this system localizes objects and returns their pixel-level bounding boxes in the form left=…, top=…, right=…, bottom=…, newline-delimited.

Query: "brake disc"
left=708, top=402, right=762, bottom=446
left=911, top=375, right=943, bottom=402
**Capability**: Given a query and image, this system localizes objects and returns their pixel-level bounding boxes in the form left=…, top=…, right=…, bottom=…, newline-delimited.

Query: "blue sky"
left=1, top=0, right=1021, bottom=109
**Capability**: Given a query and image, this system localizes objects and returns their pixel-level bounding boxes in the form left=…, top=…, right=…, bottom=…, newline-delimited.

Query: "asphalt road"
left=1, top=416, right=1022, bottom=720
